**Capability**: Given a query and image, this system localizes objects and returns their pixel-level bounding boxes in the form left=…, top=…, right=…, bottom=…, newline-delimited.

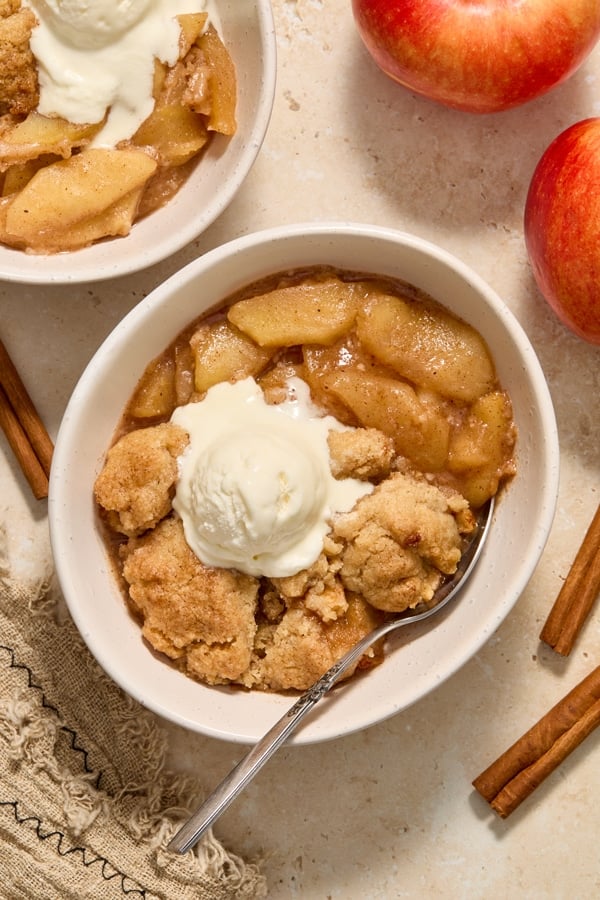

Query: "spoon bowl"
left=168, top=497, right=495, bottom=854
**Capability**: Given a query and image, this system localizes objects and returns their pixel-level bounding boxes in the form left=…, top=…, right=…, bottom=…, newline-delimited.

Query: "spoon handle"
left=166, top=625, right=387, bottom=854
left=167, top=499, right=493, bottom=855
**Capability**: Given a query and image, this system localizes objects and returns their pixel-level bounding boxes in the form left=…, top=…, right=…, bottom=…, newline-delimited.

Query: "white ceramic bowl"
left=0, top=1, right=276, bottom=284
left=49, top=224, right=560, bottom=745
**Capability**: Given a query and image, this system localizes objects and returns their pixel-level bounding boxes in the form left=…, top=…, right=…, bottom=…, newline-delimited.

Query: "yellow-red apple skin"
left=351, top=0, right=600, bottom=113
left=525, top=118, right=600, bottom=345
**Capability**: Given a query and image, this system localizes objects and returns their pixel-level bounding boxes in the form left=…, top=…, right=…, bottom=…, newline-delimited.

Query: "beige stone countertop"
left=2, top=1, right=600, bottom=896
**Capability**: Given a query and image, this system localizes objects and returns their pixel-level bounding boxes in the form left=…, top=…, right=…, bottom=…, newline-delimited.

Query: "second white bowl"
left=0, top=0, right=277, bottom=284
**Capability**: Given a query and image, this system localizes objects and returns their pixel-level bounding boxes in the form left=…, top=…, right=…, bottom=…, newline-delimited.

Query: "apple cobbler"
left=94, top=269, right=517, bottom=692
left=0, top=2, right=236, bottom=252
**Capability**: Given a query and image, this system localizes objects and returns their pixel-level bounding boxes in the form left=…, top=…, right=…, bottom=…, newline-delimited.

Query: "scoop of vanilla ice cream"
left=25, top=0, right=207, bottom=144
left=36, top=0, right=154, bottom=49
left=171, top=377, right=373, bottom=579
left=185, top=426, right=328, bottom=575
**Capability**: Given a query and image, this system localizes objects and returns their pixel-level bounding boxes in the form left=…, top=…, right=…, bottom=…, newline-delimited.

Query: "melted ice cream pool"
left=171, top=377, right=374, bottom=579
left=24, top=0, right=218, bottom=146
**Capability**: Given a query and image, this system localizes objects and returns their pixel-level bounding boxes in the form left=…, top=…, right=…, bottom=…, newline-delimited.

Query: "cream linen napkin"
left=0, top=534, right=266, bottom=899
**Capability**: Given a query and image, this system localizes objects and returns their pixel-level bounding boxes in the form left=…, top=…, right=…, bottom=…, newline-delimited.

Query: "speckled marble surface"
left=2, top=1, right=600, bottom=896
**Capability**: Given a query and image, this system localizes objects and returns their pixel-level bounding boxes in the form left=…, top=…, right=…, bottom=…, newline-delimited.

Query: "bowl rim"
left=0, top=0, right=277, bottom=285
left=49, top=222, right=560, bottom=744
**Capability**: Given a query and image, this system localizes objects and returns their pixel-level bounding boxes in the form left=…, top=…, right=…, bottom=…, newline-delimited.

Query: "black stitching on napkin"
left=0, top=643, right=101, bottom=786
left=0, top=643, right=148, bottom=894
left=0, top=799, right=148, bottom=896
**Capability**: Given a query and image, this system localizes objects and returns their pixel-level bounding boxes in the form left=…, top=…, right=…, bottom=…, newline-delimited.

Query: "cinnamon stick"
left=0, top=338, right=54, bottom=477
left=473, top=665, right=600, bottom=818
left=0, top=384, right=49, bottom=500
left=0, top=338, right=54, bottom=499
left=540, top=502, right=600, bottom=656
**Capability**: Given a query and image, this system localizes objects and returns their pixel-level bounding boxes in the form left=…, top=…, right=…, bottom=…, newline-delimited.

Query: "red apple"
left=524, top=118, right=600, bottom=345
left=351, top=0, right=600, bottom=114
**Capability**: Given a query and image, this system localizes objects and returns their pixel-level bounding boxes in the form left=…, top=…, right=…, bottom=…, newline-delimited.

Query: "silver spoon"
left=167, top=497, right=494, bottom=854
